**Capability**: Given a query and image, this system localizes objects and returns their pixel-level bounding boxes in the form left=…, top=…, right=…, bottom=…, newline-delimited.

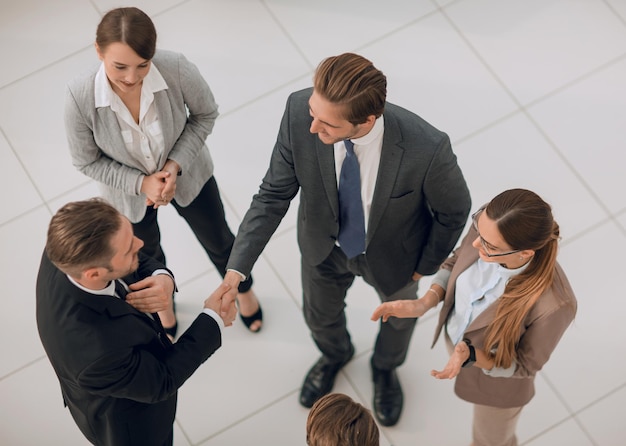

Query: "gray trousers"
left=301, top=245, right=418, bottom=370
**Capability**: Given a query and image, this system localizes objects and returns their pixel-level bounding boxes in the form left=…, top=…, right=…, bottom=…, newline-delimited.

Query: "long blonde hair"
left=483, top=189, right=561, bottom=368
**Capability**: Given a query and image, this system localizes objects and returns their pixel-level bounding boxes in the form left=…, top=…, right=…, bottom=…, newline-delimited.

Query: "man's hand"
left=431, top=341, right=471, bottom=380
left=125, top=274, right=175, bottom=313
left=204, top=282, right=237, bottom=326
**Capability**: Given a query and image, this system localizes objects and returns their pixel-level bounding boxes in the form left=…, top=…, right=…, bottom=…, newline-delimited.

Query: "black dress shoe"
left=299, top=353, right=353, bottom=408
left=372, top=366, right=403, bottom=426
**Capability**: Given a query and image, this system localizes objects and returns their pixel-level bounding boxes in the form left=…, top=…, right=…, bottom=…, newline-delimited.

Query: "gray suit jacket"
left=64, top=49, right=217, bottom=222
left=228, top=88, right=471, bottom=296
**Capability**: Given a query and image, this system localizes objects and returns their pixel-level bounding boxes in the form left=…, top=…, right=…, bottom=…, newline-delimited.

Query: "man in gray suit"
left=216, top=53, right=471, bottom=426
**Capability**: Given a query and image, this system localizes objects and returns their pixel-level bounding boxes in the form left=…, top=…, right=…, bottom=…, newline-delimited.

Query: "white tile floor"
left=0, top=0, right=624, bottom=444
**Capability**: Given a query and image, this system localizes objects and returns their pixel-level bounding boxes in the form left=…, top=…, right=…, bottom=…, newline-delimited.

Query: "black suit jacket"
left=228, top=88, right=471, bottom=295
left=36, top=252, right=221, bottom=446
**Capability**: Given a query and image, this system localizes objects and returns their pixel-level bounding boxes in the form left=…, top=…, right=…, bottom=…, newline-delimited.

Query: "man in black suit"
left=36, top=198, right=237, bottom=446
left=215, top=53, right=471, bottom=426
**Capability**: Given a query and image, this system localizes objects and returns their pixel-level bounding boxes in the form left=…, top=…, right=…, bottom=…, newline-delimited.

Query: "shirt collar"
left=67, top=274, right=116, bottom=296
left=494, top=258, right=529, bottom=278
left=94, top=62, right=168, bottom=109
left=351, top=115, right=384, bottom=146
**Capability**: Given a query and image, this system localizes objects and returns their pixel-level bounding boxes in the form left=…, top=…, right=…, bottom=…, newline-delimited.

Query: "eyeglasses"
left=471, top=208, right=522, bottom=258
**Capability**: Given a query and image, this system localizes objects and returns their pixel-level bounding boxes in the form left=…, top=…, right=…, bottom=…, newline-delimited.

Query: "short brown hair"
left=306, top=393, right=379, bottom=446
left=96, top=7, right=157, bottom=60
left=46, top=198, right=122, bottom=277
left=313, top=53, right=386, bottom=125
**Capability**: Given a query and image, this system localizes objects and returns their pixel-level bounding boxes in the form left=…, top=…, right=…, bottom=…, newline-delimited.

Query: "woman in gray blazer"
left=65, top=7, right=263, bottom=334
left=372, top=189, right=577, bottom=446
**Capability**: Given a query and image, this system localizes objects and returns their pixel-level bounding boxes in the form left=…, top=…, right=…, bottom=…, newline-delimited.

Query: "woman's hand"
left=371, top=298, right=430, bottom=322
left=431, top=341, right=470, bottom=380
left=159, top=159, right=180, bottom=204
left=371, top=285, right=442, bottom=323
left=141, top=171, right=171, bottom=208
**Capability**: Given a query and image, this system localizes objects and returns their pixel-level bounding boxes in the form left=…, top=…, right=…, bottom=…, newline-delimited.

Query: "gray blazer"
left=64, top=49, right=217, bottom=222
left=227, top=88, right=471, bottom=296
left=432, top=226, right=577, bottom=408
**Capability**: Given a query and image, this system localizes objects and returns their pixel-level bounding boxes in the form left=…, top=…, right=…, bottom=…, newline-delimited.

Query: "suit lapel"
left=465, top=300, right=499, bottom=334
left=367, top=113, right=404, bottom=242
left=154, top=91, right=174, bottom=168
left=77, top=286, right=166, bottom=336
left=96, top=107, right=127, bottom=159
left=96, top=92, right=174, bottom=171
left=316, top=138, right=339, bottom=219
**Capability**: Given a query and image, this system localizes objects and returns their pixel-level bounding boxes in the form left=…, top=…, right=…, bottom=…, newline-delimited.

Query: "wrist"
left=164, top=159, right=181, bottom=176
left=461, top=338, right=476, bottom=368
left=224, top=270, right=244, bottom=287
left=426, top=287, right=441, bottom=299
left=425, top=287, right=442, bottom=307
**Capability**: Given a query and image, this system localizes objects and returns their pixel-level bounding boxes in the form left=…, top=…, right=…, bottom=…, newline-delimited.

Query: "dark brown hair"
left=306, top=393, right=379, bottom=446
left=483, top=189, right=562, bottom=367
left=313, top=53, right=386, bottom=125
left=46, top=198, right=122, bottom=277
left=96, top=7, right=157, bottom=60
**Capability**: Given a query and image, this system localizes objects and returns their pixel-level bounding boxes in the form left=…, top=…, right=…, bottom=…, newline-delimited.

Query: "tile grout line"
left=522, top=109, right=625, bottom=237
left=535, top=372, right=626, bottom=446
left=602, top=0, right=626, bottom=28
left=0, top=355, right=48, bottom=382
left=353, top=7, right=442, bottom=55
left=0, top=126, right=53, bottom=217
left=189, top=390, right=301, bottom=445
left=439, top=6, right=623, bottom=235
left=260, top=0, right=316, bottom=71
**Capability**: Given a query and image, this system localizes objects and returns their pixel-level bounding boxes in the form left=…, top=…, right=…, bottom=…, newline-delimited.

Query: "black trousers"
left=132, top=176, right=253, bottom=293
left=301, top=245, right=418, bottom=370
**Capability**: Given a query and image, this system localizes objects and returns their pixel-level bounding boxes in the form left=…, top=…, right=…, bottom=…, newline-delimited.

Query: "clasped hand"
left=141, top=160, right=179, bottom=208
left=204, top=282, right=238, bottom=327
left=125, top=276, right=238, bottom=327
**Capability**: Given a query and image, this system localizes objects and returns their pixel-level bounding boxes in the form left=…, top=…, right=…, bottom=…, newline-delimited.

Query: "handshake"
left=204, top=281, right=238, bottom=327
left=125, top=272, right=239, bottom=328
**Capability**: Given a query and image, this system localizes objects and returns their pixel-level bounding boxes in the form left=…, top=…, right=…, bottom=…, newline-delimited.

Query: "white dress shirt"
left=94, top=63, right=169, bottom=194
left=333, top=115, right=384, bottom=233
left=444, top=259, right=528, bottom=377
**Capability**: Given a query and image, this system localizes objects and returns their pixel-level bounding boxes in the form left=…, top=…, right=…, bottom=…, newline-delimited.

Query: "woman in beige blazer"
left=65, top=7, right=263, bottom=334
left=372, top=189, right=577, bottom=446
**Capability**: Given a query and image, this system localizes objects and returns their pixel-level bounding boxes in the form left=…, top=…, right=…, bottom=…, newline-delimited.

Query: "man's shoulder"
left=384, top=102, right=447, bottom=143
left=287, top=87, right=313, bottom=106
left=37, top=250, right=63, bottom=283
left=385, top=102, right=437, bottom=128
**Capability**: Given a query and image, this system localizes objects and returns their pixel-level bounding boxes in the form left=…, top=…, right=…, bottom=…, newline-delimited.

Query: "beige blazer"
left=64, top=50, right=217, bottom=222
left=432, top=226, right=577, bottom=408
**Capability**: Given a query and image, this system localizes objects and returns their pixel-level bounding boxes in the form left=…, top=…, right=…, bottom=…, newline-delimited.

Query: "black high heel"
left=239, top=305, right=263, bottom=333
